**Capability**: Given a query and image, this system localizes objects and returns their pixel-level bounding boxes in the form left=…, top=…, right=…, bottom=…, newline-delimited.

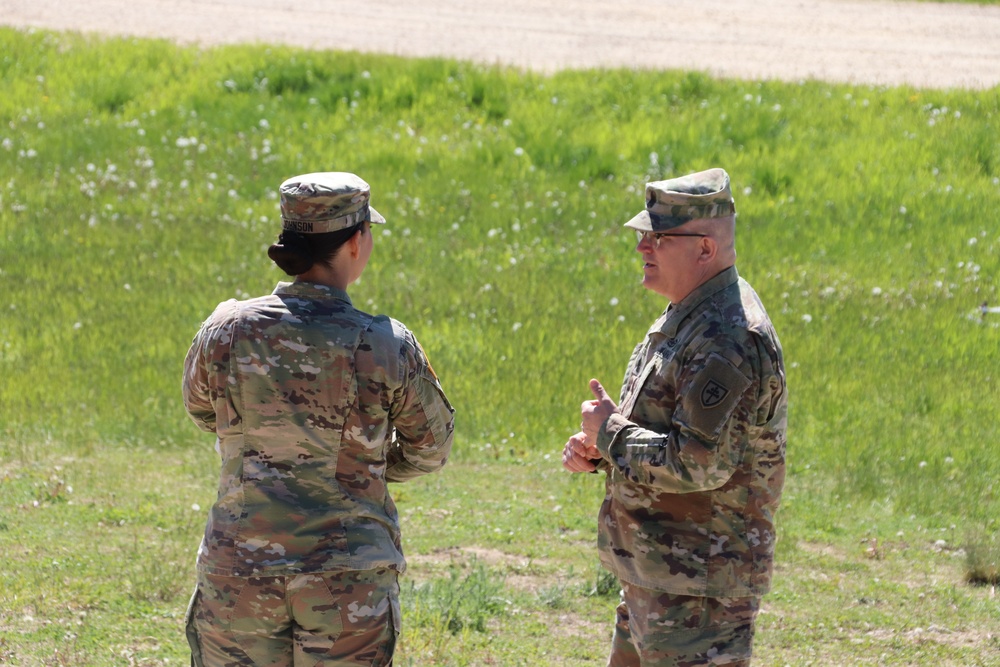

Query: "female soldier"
left=182, top=171, right=454, bottom=666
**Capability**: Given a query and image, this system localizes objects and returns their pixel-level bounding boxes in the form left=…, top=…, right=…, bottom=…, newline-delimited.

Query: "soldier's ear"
left=697, top=236, right=717, bottom=263
left=346, top=228, right=362, bottom=259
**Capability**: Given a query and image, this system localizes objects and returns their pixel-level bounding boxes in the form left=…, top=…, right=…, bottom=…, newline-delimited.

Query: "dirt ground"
left=2, top=0, right=999, bottom=89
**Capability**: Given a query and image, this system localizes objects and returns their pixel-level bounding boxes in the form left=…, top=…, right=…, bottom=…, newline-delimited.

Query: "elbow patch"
left=679, top=353, right=752, bottom=440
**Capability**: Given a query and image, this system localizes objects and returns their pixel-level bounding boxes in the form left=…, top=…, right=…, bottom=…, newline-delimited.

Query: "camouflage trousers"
left=607, top=582, right=759, bottom=667
left=185, top=568, right=399, bottom=667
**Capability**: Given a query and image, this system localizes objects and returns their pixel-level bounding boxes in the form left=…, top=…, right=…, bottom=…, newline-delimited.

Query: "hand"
left=581, top=379, right=618, bottom=442
left=562, top=431, right=599, bottom=473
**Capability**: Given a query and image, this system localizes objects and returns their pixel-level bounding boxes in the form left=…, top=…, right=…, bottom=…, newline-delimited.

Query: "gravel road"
left=2, top=0, right=999, bottom=89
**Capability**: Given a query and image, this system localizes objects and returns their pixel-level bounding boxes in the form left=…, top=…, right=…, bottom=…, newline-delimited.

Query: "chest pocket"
left=676, top=352, right=752, bottom=440
left=619, top=349, right=666, bottom=420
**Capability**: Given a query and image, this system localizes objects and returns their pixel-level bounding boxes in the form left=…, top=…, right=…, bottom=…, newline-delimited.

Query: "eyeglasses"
left=635, top=230, right=708, bottom=248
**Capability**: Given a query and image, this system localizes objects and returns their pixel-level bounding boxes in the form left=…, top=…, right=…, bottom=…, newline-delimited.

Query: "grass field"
left=1, top=26, right=999, bottom=666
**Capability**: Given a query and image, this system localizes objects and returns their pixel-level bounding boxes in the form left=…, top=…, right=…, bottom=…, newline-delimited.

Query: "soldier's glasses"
left=635, top=230, right=708, bottom=249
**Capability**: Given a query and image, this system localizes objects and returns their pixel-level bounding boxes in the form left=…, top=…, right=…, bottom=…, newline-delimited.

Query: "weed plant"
left=1, top=27, right=999, bottom=665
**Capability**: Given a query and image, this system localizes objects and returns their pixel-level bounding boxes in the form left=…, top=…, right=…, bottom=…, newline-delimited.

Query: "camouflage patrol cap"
left=279, top=172, right=386, bottom=234
left=624, top=168, right=736, bottom=232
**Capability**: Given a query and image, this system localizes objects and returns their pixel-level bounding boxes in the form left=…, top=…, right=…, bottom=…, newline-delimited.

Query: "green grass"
left=2, top=26, right=1000, bottom=665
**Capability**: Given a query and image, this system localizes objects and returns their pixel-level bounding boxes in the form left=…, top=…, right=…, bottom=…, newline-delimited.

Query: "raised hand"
left=581, top=378, right=618, bottom=441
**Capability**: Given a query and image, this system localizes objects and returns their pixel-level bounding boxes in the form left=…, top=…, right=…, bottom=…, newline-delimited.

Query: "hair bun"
left=268, top=232, right=314, bottom=276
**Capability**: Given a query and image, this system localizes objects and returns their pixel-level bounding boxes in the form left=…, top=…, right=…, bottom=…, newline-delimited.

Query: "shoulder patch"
left=680, top=353, right=752, bottom=439
left=701, top=379, right=730, bottom=408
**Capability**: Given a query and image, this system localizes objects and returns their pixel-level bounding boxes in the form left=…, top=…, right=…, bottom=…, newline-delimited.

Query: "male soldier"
left=562, top=168, right=787, bottom=666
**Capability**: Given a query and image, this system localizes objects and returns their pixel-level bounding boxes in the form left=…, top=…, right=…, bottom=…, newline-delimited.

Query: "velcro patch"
left=681, top=353, right=752, bottom=439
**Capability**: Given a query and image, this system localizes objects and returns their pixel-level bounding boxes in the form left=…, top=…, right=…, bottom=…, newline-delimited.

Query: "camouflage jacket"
left=182, top=281, right=454, bottom=577
left=595, top=266, right=786, bottom=597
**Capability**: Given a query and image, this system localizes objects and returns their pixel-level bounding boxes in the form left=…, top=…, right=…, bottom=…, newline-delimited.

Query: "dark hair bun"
left=268, top=232, right=314, bottom=276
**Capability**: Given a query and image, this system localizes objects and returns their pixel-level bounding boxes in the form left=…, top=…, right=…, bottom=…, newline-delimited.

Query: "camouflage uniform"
left=182, top=172, right=454, bottom=666
left=188, top=568, right=400, bottom=666
left=596, top=169, right=787, bottom=666
left=609, top=586, right=759, bottom=667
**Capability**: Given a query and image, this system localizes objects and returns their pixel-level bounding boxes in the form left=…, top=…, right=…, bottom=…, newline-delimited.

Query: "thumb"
left=590, top=378, right=610, bottom=402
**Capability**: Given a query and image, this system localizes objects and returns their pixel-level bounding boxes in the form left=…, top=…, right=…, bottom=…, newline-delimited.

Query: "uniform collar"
left=272, top=281, right=353, bottom=305
left=651, top=265, right=739, bottom=338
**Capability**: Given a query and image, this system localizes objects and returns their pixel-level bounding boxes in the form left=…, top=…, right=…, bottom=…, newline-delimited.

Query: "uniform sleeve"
left=586, top=343, right=643, bottom=474
left=385, top=331, right=455, bottom=483
left=595, top=338, right=763, bottom=493
left=181, top=303, right=237, bottom=434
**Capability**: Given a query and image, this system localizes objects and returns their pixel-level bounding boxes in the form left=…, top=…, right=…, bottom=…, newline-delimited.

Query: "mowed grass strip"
left=1, top=27, right=999, bottom=665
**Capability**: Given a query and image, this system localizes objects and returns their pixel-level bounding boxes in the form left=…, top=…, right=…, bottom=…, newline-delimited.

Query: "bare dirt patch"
left=409, top=545, right=540, bottom=570
left=865, top=625, right=995, bottom=650
left=408, top=545, right=559, bottom=594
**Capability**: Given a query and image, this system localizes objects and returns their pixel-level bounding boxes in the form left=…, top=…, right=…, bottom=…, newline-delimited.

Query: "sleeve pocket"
left=678, top=353, right=752, bottom=440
